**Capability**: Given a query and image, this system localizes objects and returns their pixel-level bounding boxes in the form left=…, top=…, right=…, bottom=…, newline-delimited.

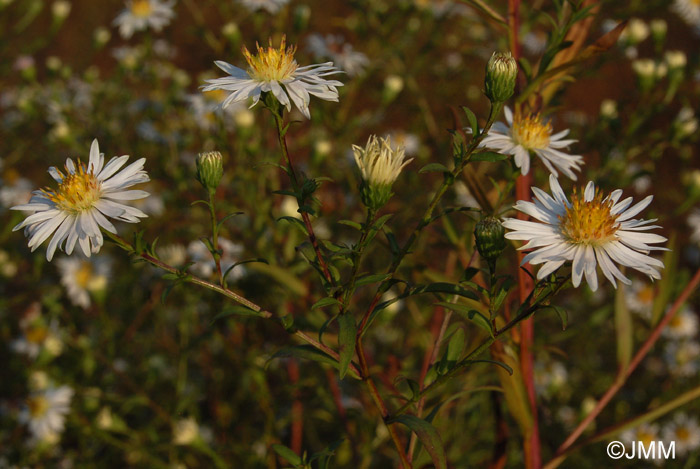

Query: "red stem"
left=551, top=267, right=700, bottom=461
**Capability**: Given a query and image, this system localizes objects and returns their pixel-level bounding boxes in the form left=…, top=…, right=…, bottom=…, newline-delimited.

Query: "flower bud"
left=196, top=151, right=223, bottom=193
left=650, top=19, right=667, bottom=43
left=353, top=135, right=412, bottom=210
left=474, top=216, right=506, bottom=270
left=484, top=51, right=517, bottom=103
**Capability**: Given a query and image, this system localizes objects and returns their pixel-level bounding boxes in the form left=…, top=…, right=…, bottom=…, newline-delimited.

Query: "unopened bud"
left=353, top=135, right=412, bottom=210
left=484, top=51, right=517, bottom=103
left=196, top=151, right=223, bottom=193
left=474, top=216, right=506, bottom=270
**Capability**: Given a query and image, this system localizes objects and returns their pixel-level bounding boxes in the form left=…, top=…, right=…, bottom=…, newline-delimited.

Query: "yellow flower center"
left=131, top=0, right=153, bottom=18
left=28, top=395, right=50, bottom=418
left=242, top=36, right=298, bottom=82
left=636, top=285, right=654, bottom=304
left=75, top=261, right=93, bottom=288
left=637, top=430, right=655, bottom=447
left=41, top=161, right=101, bottom=213
left=559, top=189, right=619, bottom=245
left=3, top=168, right=20, bottom=184
left=676, top=427, right=690, bottom=441
left=204, top=89, right=228, bottom=104
left=512, top=113, right=552, bottom=150
left=26, top=325, right=48, bottom=344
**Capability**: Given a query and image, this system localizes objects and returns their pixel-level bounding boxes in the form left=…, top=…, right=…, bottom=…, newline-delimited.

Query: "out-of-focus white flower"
left=522, top=30, right=547, bottom=55
left=19, top=385, right=73, bottom=444
left=157, top=244, right=187, bottom=266
left=51, top=1, right=71, bottom=19
left=650, top=19, right=667, bottom=39
left=202, top=36, right=343, bottom=119
left=96, top=407, right=114, bottom=430
left=674, top=107, right=698, bottom=139
left=0, top=168, right=33, bottom=208
left=386, top=130, right=420, bottom=157
left=672, top=0, right=700, bottom=27
left=187, top=238, right=244, bottom=281
left=688, top=209, right=700, bottom=244
left=11, top=314, right=63, bottom=360
left=237, top=0, right=289, bottom=13
left=187, top=89, right=249, bottom=131
left=56, top=255, right=111, bottom=309
left=662, top=307, right=699, bottom=340
left=625, top=279, right=656, bottom=319
left=173, top=417, right=199, bottom=445
left=503, top=175, right=667, bottom=291
left=479, top=107, right=583, bottom=179
left=306, top=34, right=369, bottom=77
left=534, top=360, right=568, bottom=398
left=600, top=99, right=618, bottom=119
left=662, top=414, right=700, bottom=455
left=112, top=0, right=176, bottom=39
left=28, top=371, right=50, bottom=391
left=0, top=250, right=17, bottom=277
left=11, top=139, right=149, bottom=261
left=665, top=50, right=687, bottom=69
left=384, top=75, right=404, bottom=95
left=664, top=340, right=700, bottom=377
left=620, top=422, right=659, bottom=448
left=620, top=18, right=649, bottom=44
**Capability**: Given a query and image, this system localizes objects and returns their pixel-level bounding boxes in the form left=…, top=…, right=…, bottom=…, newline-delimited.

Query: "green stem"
left=357, top=101, right=503, bottom=335
left=102, top=230, right=361, bottom=378
left=208, top=190, right=224, bottom=286
left=341, top=208, right=377, bottom=308
left=272, top=113, right=335, bottom=287
left=392, top=276, right=568, bottom=417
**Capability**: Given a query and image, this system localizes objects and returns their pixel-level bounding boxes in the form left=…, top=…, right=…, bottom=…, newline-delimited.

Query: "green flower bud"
left=196, top=151, right=223, bottom=193
left=484, top=51, right=517, bottom=104
left=474, top=216, right=506, bottom=270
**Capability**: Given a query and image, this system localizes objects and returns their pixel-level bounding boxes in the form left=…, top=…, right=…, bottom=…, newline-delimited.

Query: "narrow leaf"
left=391, top=415, right=447, bottom=469
left=271, top=444, right=302, bottom=466
left=471, top=151, right=508, bottom=162
left=337, top=314, right=357, bottom=379
left=419, top=163, right=451, bottom=174
left=312, top=297, right=342, bottom=310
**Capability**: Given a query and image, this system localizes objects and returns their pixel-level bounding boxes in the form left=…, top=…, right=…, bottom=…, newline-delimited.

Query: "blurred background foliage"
left=1, top=0, right=699, bottom=467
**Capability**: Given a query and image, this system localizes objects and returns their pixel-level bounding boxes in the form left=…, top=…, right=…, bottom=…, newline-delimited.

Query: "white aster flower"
left=306, top=34, right=369, bottom=77
left=19, top=385, right=73, bottom=444
left=112, top=0, right=175, bottom=39
left=11, top=139, right=149, bottom=261
left=662, top=307, right=699, bottom=340
left=664, top=340, right=700, bottom=377
left=201, top=36, right=343, bottom=119
left=56, top=255, right=112, bottom=309
left=662, top=413, right=700, bottom=455
left=0, top=168, right=33, bottom=209
left=503, top=175, right=667, bottom=291
left=672, top=0, right=700, bottom=27
left=479, top=107, right=583, bottom=179
left=534, top=359, right=568, bottom=399
left=238, top=0, right=289, bottom=13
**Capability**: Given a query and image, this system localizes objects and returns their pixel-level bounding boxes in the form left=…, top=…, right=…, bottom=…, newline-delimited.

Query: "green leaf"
left=338, top=219, right=362, bottom=230
left=412, top=282, right=479, bottom=301
left=391, top=415, right=447, bottom=469
left=337, top=314, right=356, bottom=379
left=462, top=106, right=479, bottom=137
left=355, top=273, right=392, bottom=287
left=312, top=297, right=342, bottom=310
left=277, top=216, right=308, bottom=234
left=471, top=151, right=508, bottom=162
left=419, top=163, right=451, bottom=174
left=471, top=359, right=513, bottom=375
left=435, top=302, right=493, bottom=337
left=216, top=211, right=244, bottom=230
left=272, top=444, right=302, bottom=466
left=210, top=306, right=262, bottom=325
left=446, top=327, right=466, bottom=363
left=268, top=345, right=360, bottom=379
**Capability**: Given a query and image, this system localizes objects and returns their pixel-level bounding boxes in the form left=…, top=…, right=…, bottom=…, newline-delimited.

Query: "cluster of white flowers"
left=620, top=414, right=700, bottom=459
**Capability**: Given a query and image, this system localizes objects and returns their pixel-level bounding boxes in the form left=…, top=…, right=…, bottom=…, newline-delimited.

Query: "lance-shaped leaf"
left=337, top=313, right=356, bottom=379
left=391, top=415, right=447, bottom=469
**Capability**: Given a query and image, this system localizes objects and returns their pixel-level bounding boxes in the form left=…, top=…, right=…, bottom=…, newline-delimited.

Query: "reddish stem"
left=287, top=359, right=303, bottom=455
left=551, top=267, right=700, bottom=463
